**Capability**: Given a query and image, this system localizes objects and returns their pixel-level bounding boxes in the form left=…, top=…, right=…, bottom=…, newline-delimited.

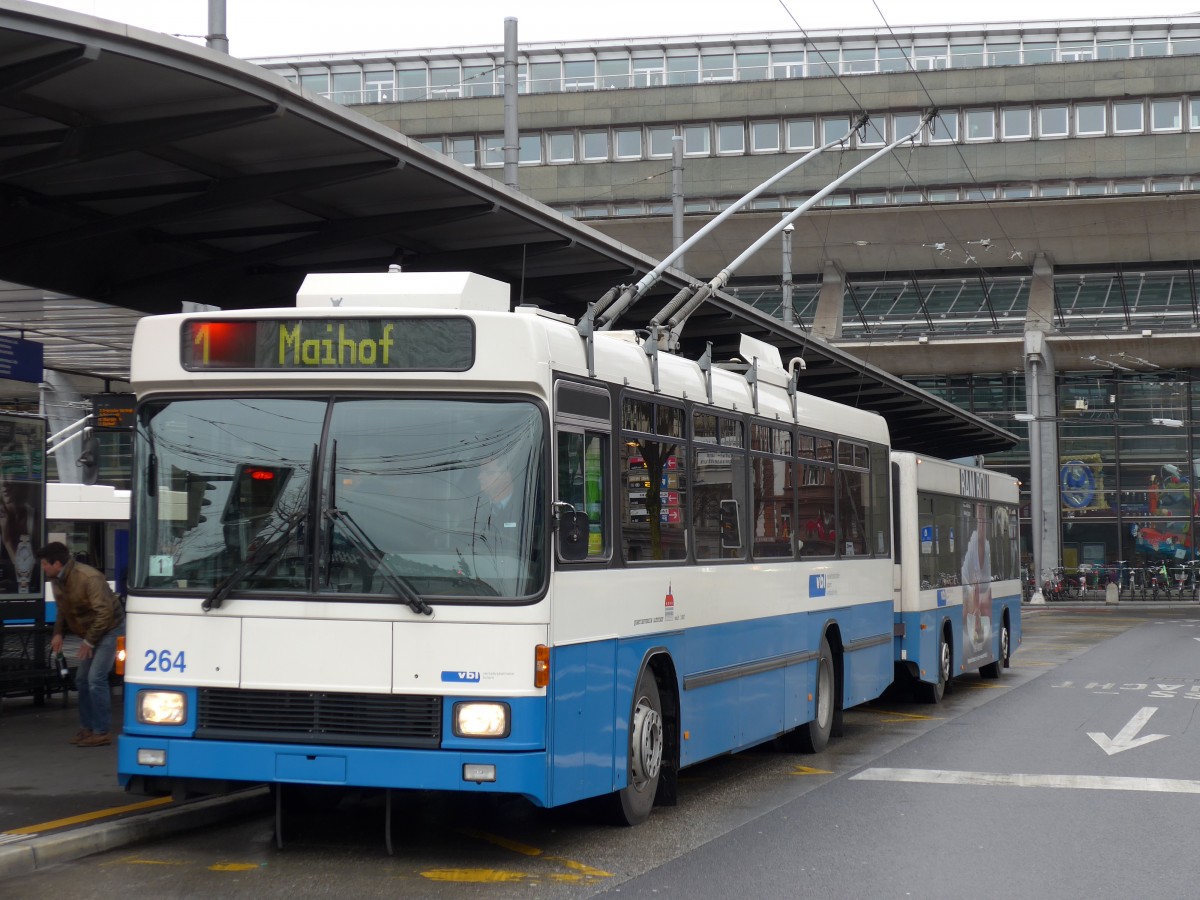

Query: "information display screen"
left=181, top=318, right=475, bottom=372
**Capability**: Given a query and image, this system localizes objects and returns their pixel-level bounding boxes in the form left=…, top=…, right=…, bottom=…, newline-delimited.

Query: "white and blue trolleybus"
left=119, top=270, right=901, bottom=832
left=890, top=451, right=1021, bottom=703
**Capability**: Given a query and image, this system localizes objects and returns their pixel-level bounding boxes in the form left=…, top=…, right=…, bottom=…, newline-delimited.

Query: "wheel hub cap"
left=630, top=699, right=663, bottom=786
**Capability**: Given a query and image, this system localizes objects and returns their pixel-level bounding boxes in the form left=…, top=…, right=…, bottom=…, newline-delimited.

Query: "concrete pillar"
left=1026, top=252, right=1056, bottom=333
left=671, top=136, right=685, bottom=272
left=503, top=18, right=519, bottom=191
left=812, top=261, right=845, bottom=339
left=1024, top=329, right=1059, bottom=597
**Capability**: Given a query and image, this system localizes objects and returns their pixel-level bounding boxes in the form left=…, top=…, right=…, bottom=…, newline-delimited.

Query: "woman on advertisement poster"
left=960, top=500, right=993, bottom=666
left=0, top=415, right=44, bottom=597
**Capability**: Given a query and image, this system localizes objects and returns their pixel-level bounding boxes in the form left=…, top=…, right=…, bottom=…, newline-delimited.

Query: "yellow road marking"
left=456, top=828, right=612, bottom=880
left=790, top=765, right=833, bottom=776
left=422, top=868, right=526, bottom=882
left=209, top=862, right=262, bottom=871
left=549, top=856, right=613, bottom=877
left=3, top=795, right=174, bottom=836
left=862, top=708, right=938, bottom=721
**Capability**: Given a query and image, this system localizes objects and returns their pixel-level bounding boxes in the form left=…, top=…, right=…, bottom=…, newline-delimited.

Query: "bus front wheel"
left=789, top=635, right=834, bottom=753
left=919, top=630, right=950, bottom=703
left=603, top=668, right=663, bottom=826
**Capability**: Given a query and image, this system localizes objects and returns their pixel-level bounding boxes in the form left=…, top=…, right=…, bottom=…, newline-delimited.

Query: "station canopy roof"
left=0, top=1, right=1016, bottom=457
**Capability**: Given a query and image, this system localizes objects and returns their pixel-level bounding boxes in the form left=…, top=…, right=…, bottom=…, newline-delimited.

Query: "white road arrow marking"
left=852, top=768, right=1200, bottom=794
left=1087, top=707, right=1168, bottom=756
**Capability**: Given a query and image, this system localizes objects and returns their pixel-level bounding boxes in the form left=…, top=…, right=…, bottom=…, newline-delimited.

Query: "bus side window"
left=556, top=430, right=609, bottom=560
left=837, top=441, right=869, bottom=558
left=692, top=413, right=746, bottom=561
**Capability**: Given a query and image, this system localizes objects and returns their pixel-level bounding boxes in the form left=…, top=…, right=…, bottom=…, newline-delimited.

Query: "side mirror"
left=554, top=503, right=590, bottom=561
left=719, top=499, right=741, bottom=550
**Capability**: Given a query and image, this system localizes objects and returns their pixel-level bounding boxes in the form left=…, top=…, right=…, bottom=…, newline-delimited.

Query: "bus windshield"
left=132, top=397, right=545, bottom=601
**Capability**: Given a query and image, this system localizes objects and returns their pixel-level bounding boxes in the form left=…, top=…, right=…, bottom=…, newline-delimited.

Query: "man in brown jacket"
left=37, top=542, right=125, bottom=747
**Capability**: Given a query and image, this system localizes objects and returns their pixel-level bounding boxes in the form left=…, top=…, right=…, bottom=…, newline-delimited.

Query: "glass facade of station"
left=906, top=370, right=1197, bottom=584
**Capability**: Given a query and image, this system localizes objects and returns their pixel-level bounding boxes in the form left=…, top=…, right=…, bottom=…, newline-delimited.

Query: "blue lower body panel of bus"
left=120, top=690, right=555, bottom=805
left=895, top=592, right=1021, bottom=683
left=118, top=735, right=554, bottom=805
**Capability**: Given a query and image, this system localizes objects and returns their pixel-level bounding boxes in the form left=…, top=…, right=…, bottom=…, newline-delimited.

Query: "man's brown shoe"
left=77, top=732, right=111, bottom=747
left=68, top=728, right=94, bottom=745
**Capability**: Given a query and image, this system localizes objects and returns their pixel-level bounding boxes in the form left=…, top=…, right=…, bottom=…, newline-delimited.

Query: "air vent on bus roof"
left=295, top=271, right=511, bottom=311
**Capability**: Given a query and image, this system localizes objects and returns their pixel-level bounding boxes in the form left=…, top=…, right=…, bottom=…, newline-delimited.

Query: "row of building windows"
left=417, top=96, right=1200, bottom=169
left=548, top=177, right=1198, bottom=222
left=263, top=24, right=1199, bottom=105
left=729, top=268, right=1200, bottom=341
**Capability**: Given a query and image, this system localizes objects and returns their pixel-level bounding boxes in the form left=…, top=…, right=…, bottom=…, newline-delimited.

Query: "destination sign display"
left=181, top=318, right=474, bottom=372
left=93, top=393, right=136, bottom=430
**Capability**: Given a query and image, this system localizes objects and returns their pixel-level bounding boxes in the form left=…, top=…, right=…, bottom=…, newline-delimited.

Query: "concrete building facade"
left=254, top=17, right=1200, bottom=588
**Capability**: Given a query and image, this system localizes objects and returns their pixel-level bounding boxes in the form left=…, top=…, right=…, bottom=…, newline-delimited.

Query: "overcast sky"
left=30, top=0, right=1190, bottom=58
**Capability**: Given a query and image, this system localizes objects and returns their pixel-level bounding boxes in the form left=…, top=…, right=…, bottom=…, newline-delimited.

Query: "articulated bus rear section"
left=891, top=451, right=1022, bottom=703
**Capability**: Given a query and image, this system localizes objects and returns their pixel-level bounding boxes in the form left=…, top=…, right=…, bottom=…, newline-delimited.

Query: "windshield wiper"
left=202, top=508, right=307, bottom=612
left=325, top=506, right=434, bottom=617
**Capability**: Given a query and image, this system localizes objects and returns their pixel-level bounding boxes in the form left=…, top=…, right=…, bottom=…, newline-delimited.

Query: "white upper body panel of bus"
left=131, top=271, right=889, bottom=446
left=891, top=451, right=1019, bottom=506
left=891, top=450, right=1020, bottom=609
left=46, top=482, right=131, bottom=521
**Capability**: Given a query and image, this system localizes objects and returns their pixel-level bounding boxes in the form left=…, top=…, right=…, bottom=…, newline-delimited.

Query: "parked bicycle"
left=1074, top=564, right=1096, bottom=600
left=1147, top=562, right=1170, bottom=601
left=1114, top=561, right=1139, bottom=600
left=1130, top=564, right=1148, bottom=601
left=1021, top=564, right=1037, bottom=602
left=1170, top=561, right=1200, bottom=601
left=1043, top=566, right=1067, bottom=602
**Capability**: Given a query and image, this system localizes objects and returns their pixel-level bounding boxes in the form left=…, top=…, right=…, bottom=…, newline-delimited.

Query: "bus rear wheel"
left=602, top=668, right=663, bottom=826
left=980, top=620, right=1009, bottom=679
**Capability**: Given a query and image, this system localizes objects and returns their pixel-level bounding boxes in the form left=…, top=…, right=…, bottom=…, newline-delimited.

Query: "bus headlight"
left=454, top=702, right=509, bottom=738
left=137, top=690, right=187, bottom=725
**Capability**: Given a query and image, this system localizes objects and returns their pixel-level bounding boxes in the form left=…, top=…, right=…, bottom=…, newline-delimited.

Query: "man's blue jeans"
left=77, top=627, right=121, bottom=734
